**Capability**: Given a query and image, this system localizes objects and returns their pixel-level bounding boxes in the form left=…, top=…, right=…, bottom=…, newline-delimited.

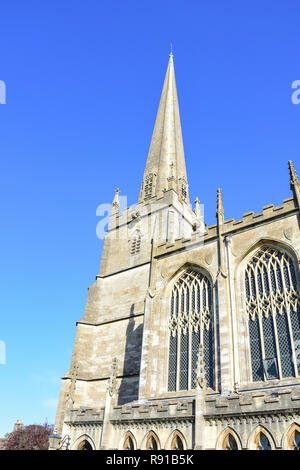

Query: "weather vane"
left=170, top=42, right=173, bottom=57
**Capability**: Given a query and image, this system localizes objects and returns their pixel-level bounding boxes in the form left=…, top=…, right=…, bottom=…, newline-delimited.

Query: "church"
left=54, top=52, right=300, bottom=450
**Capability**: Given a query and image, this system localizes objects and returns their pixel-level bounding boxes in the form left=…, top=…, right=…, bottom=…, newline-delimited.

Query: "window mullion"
left=266, top=258, right=283, bottom=379
left=272, top=313, right=282, bottom=379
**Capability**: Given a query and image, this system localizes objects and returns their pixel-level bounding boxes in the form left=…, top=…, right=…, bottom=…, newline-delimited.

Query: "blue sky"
left=0, top=0, right=299, bottom=437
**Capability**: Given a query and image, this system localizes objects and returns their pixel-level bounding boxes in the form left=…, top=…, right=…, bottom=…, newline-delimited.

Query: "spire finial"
left=194, top=197, right=200, bottom=217
left=169, top=42, right=173, bottom=58
left=111, top=187, right=120, bottom=214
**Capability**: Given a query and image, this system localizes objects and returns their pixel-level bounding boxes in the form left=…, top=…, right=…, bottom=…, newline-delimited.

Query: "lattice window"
left=143, top=172, right=155, bottom=200
left=179, top=177, right=188, bottom=202
left=130, top=230, right=141, bottom=256
left=168, top=268, right=215, bottom=391
left=245, top=246, right=300, bottom=382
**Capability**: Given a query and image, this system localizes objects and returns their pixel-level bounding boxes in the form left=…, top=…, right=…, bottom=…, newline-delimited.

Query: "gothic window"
left=168, top=268, right=215, bottom=391
left=170, top=432, right=184, bottom=450
left=255, top=432, right=272, bottom=450
left=287, top=424, right=300, bottom=450
left=123, top=432, right=135, bottom=450
left=292, top=431, right=300, bottom=450
left=223, top=433, right=239, bottom=450
left=245, top=247, right=300, bottom=382
left=145, top=432, right=159, bottom=450
left=130, top=230, right=141, bottom=256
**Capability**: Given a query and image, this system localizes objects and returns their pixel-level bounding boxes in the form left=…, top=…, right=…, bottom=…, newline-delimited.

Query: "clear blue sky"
left=0, top=0, right=299, bottom=437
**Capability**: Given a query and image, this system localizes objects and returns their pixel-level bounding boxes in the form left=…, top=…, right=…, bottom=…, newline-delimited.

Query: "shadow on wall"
left=117, top=304, right=143, bottom=405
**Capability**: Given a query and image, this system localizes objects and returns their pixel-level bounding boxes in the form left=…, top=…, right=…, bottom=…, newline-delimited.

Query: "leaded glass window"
left=245, top=247, right=300, bottom=382
left=168, top=268, right=214, bottom=391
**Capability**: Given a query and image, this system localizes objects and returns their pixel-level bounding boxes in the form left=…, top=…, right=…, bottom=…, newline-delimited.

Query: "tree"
left=4, top=423, right=52, bottom=450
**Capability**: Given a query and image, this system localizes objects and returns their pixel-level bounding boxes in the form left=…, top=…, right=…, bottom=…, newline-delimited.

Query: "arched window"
left=130, top=230, right=141, bottom=256
left=287, top=424, right=300, bottom=450
left=123, top=432, right=135, bottom=450
left=223, top=433, right=239, bottom=450
left=292, top=431, right=300, bottom=450
left=245, top=247, right=300, bottom=382
left=255, top=432, right=272, bottom=450
left=146, top=432, right=159, bottom=450
left=168, top=268, right=214, bottom=391
left=77, top=439, right=92, bottom=450
left=170, top=431, right=185, bottom=450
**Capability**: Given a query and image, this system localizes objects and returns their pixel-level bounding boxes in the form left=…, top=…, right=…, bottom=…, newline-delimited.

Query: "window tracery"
left=245, top=247, right=300, bottom=381
left=168, top=268, right=215, bottom=391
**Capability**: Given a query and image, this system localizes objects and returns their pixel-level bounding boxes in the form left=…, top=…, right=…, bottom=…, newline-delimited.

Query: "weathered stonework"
left=54, top=53, right=300, bottom=450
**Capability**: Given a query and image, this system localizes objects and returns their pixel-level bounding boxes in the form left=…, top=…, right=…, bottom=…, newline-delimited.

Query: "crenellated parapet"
left=153, top=196, right=297, bottom=258
left=219, top=197, right=296, bottom=234
left=205, top=388, right=300, bottom=419
left=111, top=399, right=194, bottom=425
left=64, top=407, right=105, bottom=425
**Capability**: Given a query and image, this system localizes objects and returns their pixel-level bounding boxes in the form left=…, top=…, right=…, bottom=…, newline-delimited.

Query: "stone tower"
left=54, top=54, right=300, bottom=451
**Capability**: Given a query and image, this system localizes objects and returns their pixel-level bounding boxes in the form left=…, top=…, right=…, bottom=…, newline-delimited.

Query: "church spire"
left=138, top=52, right=189, bottom=205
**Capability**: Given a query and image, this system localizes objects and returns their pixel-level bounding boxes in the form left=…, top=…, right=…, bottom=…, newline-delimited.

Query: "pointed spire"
left=139, top=52, right=189, bottom=204
left=288, top=161, right=300, bottom=207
